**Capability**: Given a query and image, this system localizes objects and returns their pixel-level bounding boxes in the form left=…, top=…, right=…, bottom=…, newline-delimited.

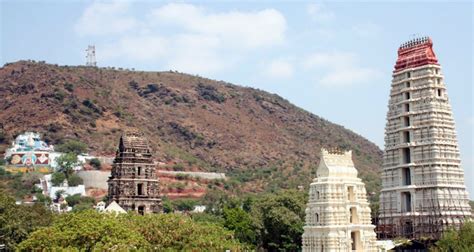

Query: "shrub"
left=67, top=174, right=83, bottom=186
left=175, top=173, right=190, bottom=180
left=53, top=89, right=65, bottom=101
left=35, top=193, right=52, bottom=205
left=172, top=163, right=184, bottom=171
left=65, top=194, right=95, bottom=209
left=55, top=140, right=87, bottom=155
left=162, top=197, right=174, bottom=213
left=64, top=82, right=74, bottom=92
left=173, top=199, right=198, bottom=212
left=65, top=194, right=82, bottom=207
left=169, top=182, right=185, bottom=192
left=147, top=83, right=159, bottom=93
left=128, top=80, right=139, bottom=90
left=89, top=158, right=101, bottom=170
left=0, top=131, right=6, bottom=143
left=0, top=167, right=12, bottom=179
left=51, top=172, right=66, bottom=186
left=196, top=83, right=226, bottom=103
left=81, top=99, right=102, bottom=114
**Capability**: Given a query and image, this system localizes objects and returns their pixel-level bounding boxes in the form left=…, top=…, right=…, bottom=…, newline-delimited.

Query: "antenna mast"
left=86, top=45, right=97, bottom=67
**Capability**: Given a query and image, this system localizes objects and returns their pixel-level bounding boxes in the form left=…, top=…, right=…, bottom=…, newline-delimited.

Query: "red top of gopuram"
left=394, top=36, right=439, bottom=73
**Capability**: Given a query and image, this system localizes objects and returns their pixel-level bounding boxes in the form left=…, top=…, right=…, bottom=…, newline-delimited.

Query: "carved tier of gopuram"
left=378, top=37, right=471, bottom=240
left=302, top=148, right=377, bottom=252
left=107, top=130, right=161, bottom=214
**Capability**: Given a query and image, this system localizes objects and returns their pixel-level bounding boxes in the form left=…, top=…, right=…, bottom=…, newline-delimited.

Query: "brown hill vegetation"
left=0, top=60, right=382, bottom=193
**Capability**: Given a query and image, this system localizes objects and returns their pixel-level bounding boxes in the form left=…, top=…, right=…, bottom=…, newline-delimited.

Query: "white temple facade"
left=379, top=37, right=471, bottom=239
left=302, top=149, right=377, bottom=252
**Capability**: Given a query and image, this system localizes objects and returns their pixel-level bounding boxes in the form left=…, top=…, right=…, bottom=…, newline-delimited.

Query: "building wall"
left=77, top=170, right=110, bottom=189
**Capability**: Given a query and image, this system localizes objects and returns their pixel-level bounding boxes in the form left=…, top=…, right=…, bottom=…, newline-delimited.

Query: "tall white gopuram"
left=302, top=149, right=377, bottom=252
left=379, top=37, right=471, bottom=239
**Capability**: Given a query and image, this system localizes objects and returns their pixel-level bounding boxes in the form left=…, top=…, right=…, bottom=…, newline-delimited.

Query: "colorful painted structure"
left=4, top=132, right=54, bottom=173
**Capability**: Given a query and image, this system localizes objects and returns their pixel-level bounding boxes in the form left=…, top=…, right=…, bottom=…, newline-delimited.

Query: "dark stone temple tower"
left=107, top=130, right=161, bottom=214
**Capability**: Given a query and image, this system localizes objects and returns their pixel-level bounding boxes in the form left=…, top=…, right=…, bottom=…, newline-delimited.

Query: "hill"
left=0, top=60, right=382, bottom=193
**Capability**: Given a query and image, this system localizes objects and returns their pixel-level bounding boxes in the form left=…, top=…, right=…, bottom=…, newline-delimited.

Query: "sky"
left=1, top=0, right=473, bottom=197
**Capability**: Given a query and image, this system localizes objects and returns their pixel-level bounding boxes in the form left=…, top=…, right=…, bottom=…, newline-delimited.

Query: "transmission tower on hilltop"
left=86, top=45, right=97, bottom=67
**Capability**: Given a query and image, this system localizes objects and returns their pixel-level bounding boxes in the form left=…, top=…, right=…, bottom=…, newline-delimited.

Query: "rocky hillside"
left=0, top=61, right=382, bottom=192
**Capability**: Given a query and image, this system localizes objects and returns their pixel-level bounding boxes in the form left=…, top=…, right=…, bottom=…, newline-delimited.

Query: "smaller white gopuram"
left=302, top=148, right=377, bottom=252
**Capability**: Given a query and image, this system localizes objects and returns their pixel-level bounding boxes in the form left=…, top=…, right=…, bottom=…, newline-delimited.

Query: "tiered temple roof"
left=108, top=130, right=161, bottom=214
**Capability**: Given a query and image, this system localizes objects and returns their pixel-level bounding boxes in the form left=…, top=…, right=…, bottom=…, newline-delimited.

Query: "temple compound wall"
left=302, top=148, right=377, bottom=252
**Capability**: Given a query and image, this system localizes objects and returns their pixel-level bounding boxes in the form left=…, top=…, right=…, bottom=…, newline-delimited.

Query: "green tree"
left=55, top=153, right=78, bottom=178
left=0, top=193, right=53, bottom=250
left=72, top=202, right=93, bottom=212
left=126, top=213, right=244, bottom=250
left=191, top=212, right=224, bottom=225
left=89, top=158, right=101, bottom=169
left=51, top=172, right=66, bottom=186
left=223, top=207, right=257, bottom=246
left=162, top=197, right=174, bottom=213
left=17, top=210, right=149, bottom=250
left=10, top=172, right=42, bottom=198
left=173, top=198, right=198, bottom=211
left=64, top=194, right=81, bottom=207
left=67, top=173, right=83, bottom=186
left=55, top=139, right=88, bottom=155
left=35, top=193, right=52, bottom=205
left=250, top=189, right=307, bottom=251
left=65, top=194, right=95, bottom=208
left=433, top=221, right=474, bottom=252
left=17, top=210, right=244, bottom=251
left=202, top=188, right=239, bottom=215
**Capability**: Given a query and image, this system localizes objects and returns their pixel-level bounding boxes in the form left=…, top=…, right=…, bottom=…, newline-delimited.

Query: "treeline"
left=0, top=187, right=307, bottom=250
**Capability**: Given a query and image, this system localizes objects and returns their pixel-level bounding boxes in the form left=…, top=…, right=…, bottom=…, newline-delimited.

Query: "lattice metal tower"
left=86, top=45, right=97, bottom=67
left=379, top=37, right=471, bottom=240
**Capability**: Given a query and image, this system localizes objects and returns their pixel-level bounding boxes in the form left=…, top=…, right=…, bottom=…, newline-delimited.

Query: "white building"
left=379, top=37, right=471, bottom=239
left=38, top=174, right=86, bottom=199
left=302, top=149, right=377, bottom=252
